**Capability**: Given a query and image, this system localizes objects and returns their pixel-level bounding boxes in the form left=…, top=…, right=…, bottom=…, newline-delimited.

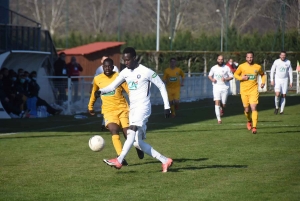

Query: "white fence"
left=40, top=71, right=299, bottom=115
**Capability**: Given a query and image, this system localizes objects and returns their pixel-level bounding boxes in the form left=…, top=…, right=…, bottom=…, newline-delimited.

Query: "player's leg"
left=274, top=81, right=281, bottom=114
left=213, top=87, right=222, bottom=123
left=280, top=80, right=288, bottom=114
left=134, top=126, right=173, bottom=172
left=249, top=90, right=259, bottom=134
left=120, top=111, right=144, bottom=160
left=104, top=113, right=123, bottom=156
left=221, top=88, right=229, bottom=116
left=174, top=88, right=180, bottom=110
left=241, top=93, right=252, bottom=130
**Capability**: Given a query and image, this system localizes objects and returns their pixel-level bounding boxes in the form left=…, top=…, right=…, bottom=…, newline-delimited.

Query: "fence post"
left=203, top=53, right=207, bottom=76
left=297, top=71, right=299, bottom=94
left=67, top=77, right=72, bottom=114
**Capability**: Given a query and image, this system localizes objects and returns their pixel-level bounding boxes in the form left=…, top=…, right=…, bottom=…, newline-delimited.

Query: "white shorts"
left=129, top=107, right=150, bottom=140
left=213, top=86, right=229, bottom=104
left=274, top=78, right=288, bottom=94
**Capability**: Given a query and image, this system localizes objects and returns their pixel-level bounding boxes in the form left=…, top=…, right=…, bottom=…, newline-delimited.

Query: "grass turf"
left=0, top=94, right=300, bottom=201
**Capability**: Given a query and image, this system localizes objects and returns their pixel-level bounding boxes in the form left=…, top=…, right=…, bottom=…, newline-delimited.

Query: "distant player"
left=208, top=55, right=233, bottom=124
left=234, top=51, right=266, bottom=134
left=88, top=58, right=144, bottom=165
left=98, top=47, right=173, bottom=172
left=163, top=58, right=185, bottom=117
left=270, top=51, right=293, bottom=115
left=90, top=56, right=119, bottom=130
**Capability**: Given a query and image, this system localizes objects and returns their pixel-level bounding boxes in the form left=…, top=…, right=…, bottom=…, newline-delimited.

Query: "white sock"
left=215, top=105, right=221, bottom=121
left=275, top=96, right=280, bottom=109
left=138, top=140, right=167, bottom=164
left=117, top=129, right=135, bottom=163
left=280, top=97, right=286, bottom=113
left=102, top=118, right=105, bottom=126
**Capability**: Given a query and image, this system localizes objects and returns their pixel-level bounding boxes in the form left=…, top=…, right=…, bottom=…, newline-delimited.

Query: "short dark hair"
left=170, top=57, right=176, bottom=62
left=280, top=50, right=286, bottom=54
left=59, top=52, right=66, bottom=56
left=123, top=47, right=136, bottom=57
left=246, top=51, right=254, bottom=57
left=103, top=58, right=114, bottom=65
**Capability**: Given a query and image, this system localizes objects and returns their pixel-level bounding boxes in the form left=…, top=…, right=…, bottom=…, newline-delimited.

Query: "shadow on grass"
left=129, top=158, right=209, bottom=167
left=168, top=164, right=248, bottom=172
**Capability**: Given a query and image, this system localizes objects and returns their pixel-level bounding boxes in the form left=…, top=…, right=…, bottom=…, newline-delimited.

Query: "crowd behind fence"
left=40, top=71, right=299, bottom=115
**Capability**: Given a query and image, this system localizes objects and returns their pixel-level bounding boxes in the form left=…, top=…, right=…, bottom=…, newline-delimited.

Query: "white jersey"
left=208, top=64, right=233, bottom=88
left=91, top=65, right=119, bottom=84
left=100, top=64, right=170, bottom=110
left=270, top=59, right=293, bottom=83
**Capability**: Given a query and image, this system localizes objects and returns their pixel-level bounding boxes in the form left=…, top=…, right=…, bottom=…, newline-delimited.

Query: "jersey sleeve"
left=234, top=66, right=243, bottom=81
left=258, top=66, right=266, bottom=84
left=147, top=69, right=170, bottom=109
left=100, top=73, right=125, bottom=94
left=208, top=67, right=214, bottom=77
left=179, top=68, right=185, bottom=78
left=288, top=63, right=293, bottom=84
left=162, top=69, right=168, bottom=82
left=88, top=77, right=99, bottom=110
left=270, top=61, right=276, bottom=82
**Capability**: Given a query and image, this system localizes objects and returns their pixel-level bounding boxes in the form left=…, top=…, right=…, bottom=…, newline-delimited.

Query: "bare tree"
left=22, top=0, right=66, bottom=35
left=74, top=0, right=120, bottom=34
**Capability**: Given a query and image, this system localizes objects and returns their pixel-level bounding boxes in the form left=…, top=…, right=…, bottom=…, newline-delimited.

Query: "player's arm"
left=259, top=67, right=266, bottom=88
left=234, top=66, right=248, bottom=81
left=99, top=74, right=125, bottom=94
left=88, top=77, right=99, bottom=115
left=162, top=69, right=168, bottom=84
left=208, top=68, right=216, bottom=83
left=148, top=70, right=171, bottom=118
left=121, top=81, right=130, bottom=95
left=180, top=69, right=185, bottom=86
left=288, top=63, right=293, bottom=87
left=270, top=61, right=276, bottom=86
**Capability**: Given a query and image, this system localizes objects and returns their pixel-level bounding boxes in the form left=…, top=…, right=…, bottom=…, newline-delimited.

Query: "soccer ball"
left=88, top=135, right=105, bottom=152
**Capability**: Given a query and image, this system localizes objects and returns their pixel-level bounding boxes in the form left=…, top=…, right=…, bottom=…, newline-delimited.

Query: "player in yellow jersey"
left=88, top=58, right=144, bottom=164
left=234, top=51, right=266, bottom=134
left=163, top=58, right=185, bottom=117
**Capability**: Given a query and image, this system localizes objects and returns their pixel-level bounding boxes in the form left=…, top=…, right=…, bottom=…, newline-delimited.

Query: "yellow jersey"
left=163, top=67, right=185, bottom=89
left=234, top=62, right=266, bottom=93
left=88, top=72, right=129, bottom=114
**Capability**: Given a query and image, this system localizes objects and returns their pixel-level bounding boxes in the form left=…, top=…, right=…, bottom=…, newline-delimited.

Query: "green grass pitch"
left=0, top=94, right=300, bottom=201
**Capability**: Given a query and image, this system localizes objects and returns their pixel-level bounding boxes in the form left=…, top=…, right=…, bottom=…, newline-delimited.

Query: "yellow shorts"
left=167, top=88, right=180, bottom=101
left=240, top=90, right=259, bottom=107
left=103, top=110, right=129, bottom=128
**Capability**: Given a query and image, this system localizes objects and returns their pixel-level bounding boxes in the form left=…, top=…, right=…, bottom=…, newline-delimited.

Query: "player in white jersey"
left=90, top=56, right=119, bottom=130
left=208, top=55, right=233, bottom=124
left=96, top=47, right=173, bottom=173
left=270, top=51, right=293, bottom=114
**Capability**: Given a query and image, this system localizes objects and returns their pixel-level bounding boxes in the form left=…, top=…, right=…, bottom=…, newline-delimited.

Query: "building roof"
left=58, top=42, right=125, bottom=55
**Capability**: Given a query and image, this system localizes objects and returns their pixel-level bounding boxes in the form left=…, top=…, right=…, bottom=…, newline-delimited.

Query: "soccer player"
left=163, top=58, right=185, bottom=117
left=88, top=58, right=144, bottom=165
left=97, top=47, right=173, bottom=173
left=208, top=55, right=233, bottom=124
left=270, top=51, right=293, bottom=114
left=90, top=56, right=119, bottom=130
left=234, top=51, right=266, bottom=134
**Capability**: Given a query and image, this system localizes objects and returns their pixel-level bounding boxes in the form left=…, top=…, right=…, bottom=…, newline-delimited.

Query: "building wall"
left=64, top=46, right=122, bottom=79
left=0, top=0, right=9, bottom=24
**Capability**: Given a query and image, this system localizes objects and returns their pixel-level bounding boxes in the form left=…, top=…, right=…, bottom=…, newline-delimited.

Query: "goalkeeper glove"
left=94, top=90, right=101, bottom=98
left=164, top=109, right=171, bottom=118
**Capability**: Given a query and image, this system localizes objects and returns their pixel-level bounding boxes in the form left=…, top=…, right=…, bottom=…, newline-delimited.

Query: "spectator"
left=54, top=52, right=67, bottom=104
left=27, top=71, right=62, bottom=116
left=0, top=71, right=28, bottom=118
left=66, top=56, right=83, bottom=101
left=226, top=59, right=237, bottom=73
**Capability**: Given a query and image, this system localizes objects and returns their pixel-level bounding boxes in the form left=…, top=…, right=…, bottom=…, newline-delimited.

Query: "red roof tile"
left=58, top=42, right=125, bottom=55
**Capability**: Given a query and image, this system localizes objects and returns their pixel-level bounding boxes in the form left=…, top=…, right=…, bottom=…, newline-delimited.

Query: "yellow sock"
left=171, top=105, right=175, bottom=115
left=252, top=111, right=258, bottom=128
left=112, top=135, right=122, bottom=156
left=244, top=111, right=252, bottom=122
